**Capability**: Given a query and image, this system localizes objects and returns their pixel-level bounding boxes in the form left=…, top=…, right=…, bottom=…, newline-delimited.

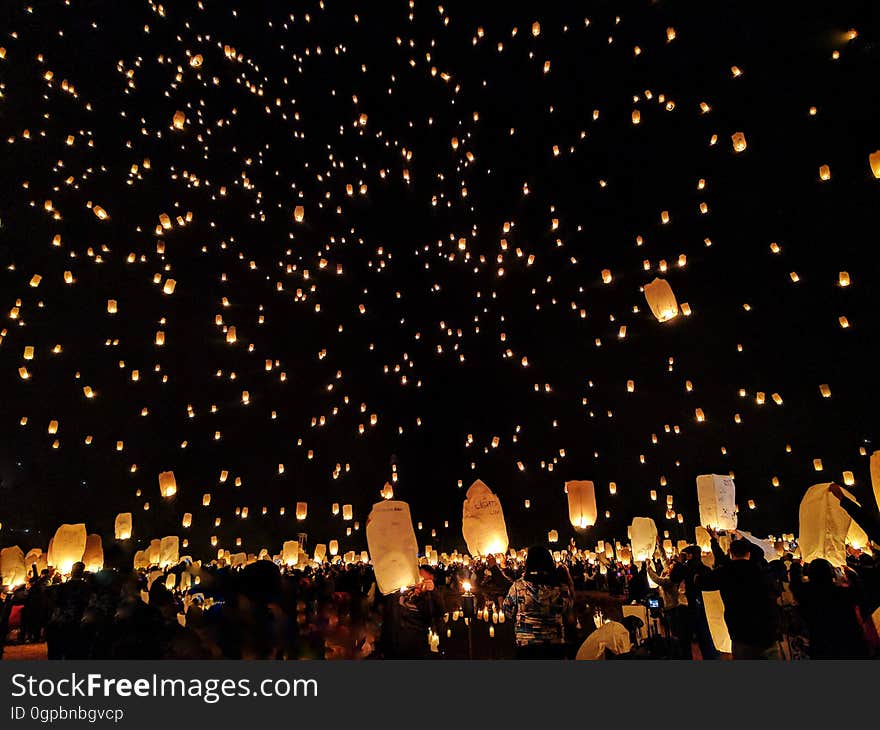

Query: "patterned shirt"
left=502, top=578, right=572, bottom=646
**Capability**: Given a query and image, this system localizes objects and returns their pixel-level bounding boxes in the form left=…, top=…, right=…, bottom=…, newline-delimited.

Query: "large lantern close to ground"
left=696, top=474, right=737, bottom=530
left=50, top=523, right=87, bottom=573
left=566, top=480, right=597, bottom=529
left=82, top=534, right=104, bottom=572
left=115, top=512, right=132, bottom=540
left=798, top=483, right=857, bottom=567
left=366, top=500, right=420, bottom=595
left=462, top=479, right=509, bottom=556
left=1, top=546, right=26, bottom=588
left=702, top=590, right=732, bottom=653
left=630, top=517, right=658, bottom=562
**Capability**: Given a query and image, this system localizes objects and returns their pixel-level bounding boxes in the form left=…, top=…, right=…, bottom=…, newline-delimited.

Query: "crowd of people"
left=2, top=485, right=879, bottom=660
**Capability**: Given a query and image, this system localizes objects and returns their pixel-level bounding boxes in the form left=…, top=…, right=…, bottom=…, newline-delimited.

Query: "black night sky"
left=1, top=0, right=879, bottom=558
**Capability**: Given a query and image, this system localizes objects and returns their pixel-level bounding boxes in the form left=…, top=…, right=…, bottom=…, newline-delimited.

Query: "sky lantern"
left=173, top=110, right=186, bottom=129
left=870, top=151, right=880, bottom=178
left=366, top=500, right=420, bottom=594
left=798, top=483, right=856, bottom=567
left=159, top=536, right=179, bottom=567
left=643, top=278, right=679, bottom=322
left=82, top=534, right=104, bottom=572
left=462, top=479, right=509, bottom=555
left=294, top=205, right=305, bottom=222
left=870, top=451, right=880, bottom=511
left=158, top=471, right=177, bottom=498
left=731, top=132, right=747, bottom=152
left=1, top=547, right=27, bottom=588
left=114, top=513, right=132, bottom=540
left=50, top=524, right=87, bottom=573
left=566, top=480, right=597, bottom=528
left=696, top=474, right=737, bottom=530
left=702, top=590, right=732, bottom=653
left=296, top=502, right=308, bottom=520
left=342, top=504, right=353, bottom=520
left=630, top=517, right=657, bottom=562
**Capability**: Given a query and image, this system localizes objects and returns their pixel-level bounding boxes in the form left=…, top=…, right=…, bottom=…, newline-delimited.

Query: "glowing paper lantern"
left=82, top=534, right=103, bottom=572
left=696, top=474, right=737, bottom=530
left=695, top=526, right=712, bottom=552
left=630, top=517, right=658, bottom=562
left=342, top=504, right=353, bottom=521
left=294, top=205, right=305, bottom=222
left=870, top=151, right=880, bottom=179
left=871, top=450, right=880, bottom=512
left=461, top=479, right=509, bottom=556
left=50, top=523, right=87, bottom=573
left=798, top=483, right=857, bottom=567
left=182, top=513, right=192, bottom=528
left=731, top=132, right=747, bottom=152
left=148, top=539, right=161, bottom=565
left=1, top=546, right=26, bottom=588
left=296, top=502, right=308, bottom=520
left=548, top=530, right=559, bottom=543
left=160, top=536, right=179, bottom=568
left=366, top=500, right=420, bottom=595
left=281, top=541, right=299, bottom=566
left=643, top=278, right=679, bottom=322
left=329, top=540, right=339, bottom=556
left=702, top=590, right=732, bottom=653
left=158, top=470, right=177, bottom=497
left=314, top=544, right=327, bottom=562
left=114, top=513, right=132, bottom=540
left=566, top=480, right=597, bottom=529
left=172, top=110, right=186, bottom=129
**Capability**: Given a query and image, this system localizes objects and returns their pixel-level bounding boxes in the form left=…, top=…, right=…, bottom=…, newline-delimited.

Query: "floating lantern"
left=462, top=479, right=509, bottom=555
left=566, top=480, right=597, bottom=528
left=114, top=513, right=132, bottom=540
left=643, top=278, right=679, bottom=322
left=158, top=471, right=177, bottom=497
left=696, top=474, right=737, bottom=530
left=366, top=500, right=420, bottom=594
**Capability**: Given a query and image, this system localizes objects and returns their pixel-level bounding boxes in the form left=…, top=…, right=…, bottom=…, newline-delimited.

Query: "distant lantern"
left=329, top=540, right=339, bottom=556
left=332, top=503, right=340, bottom=515
left=819, top=165, right=831, bottom=181
left=173, top=110, right=186, bottom=129
left=601, top=269, right=612, bottom=284
left=643, top=278, right=679, bottom=322
left=296, top=502, right=308, bottom=520
left=163, top=279, right=176, bottom=295
left=342, top=504, right=353, bottom=520
left=731, top=132, right=747, bottom=152
left=627, top=380, right=635, bottom=392
left=838, top=271, right=850, bottom=287
left=631, top=109, right=640, bottom=125
left=381, top=482, right=394, bottom=499
left=870, top=151, right=880, bottom=179
left=158, top=470, right=177, bottom=498
left=114, top=513, right=132, bottom=540
left=548, top=530, right=559, bottom=543
left=202, top=493, right=212, bottom=507
left=294, top=205, right=304, bottom=222
left=531, top=21, right=541, bottom=37
left=566, top=480, right=597, bottom=529
left=842, top=471, right=854, bottom=486
left=695, top=408, right=705, bottom=422
left=182, top=513, right=192, bottom=528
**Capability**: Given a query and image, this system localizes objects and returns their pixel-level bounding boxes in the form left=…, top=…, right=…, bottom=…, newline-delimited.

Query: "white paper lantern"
left=798, top=483, right=856, bottom=567
left=696, top=474, right=737, bottom=530
left=566, top=480, right=597, bottom=529
left=702, top=590, right=732, bottom=653
left=366, top=500, right=420, bottom=595
left=0, top=546, right=26, bottom=588
left=114, top=512, right=132, bottom=540
left=630, top=517, right=657, bottom=562
left=281, top=541, right=299, bottom=566
left=50, top=524, right=87, bottom=573
left=643, top=278, right=679, bottom=322
left=159, top=536, right=179, bottom=568
left=461, top=479, right=509, bottom=556
left=82, top=534, right=104, bottom=572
